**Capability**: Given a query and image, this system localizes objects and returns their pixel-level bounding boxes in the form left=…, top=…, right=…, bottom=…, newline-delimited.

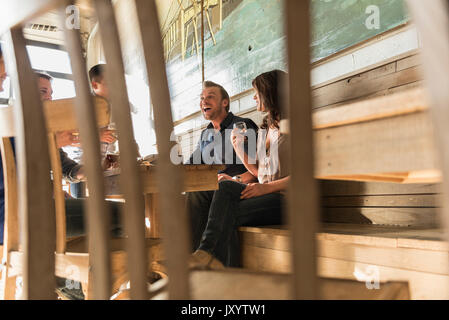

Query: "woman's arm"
left=240, top=171, right=258, bottom=183
left=264, top=176, right=289, bottom=193
left=218, top=171, right=258, bottom=183
left=240, top=176, right=290, bottom=199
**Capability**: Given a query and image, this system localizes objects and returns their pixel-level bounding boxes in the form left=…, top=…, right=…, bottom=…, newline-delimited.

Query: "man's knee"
left=218, top=180, right=243, bottom=195
left=186, top=190, right=214, bottom=208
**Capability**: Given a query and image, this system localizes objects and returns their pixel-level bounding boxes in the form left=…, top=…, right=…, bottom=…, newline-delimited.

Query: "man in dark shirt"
left=186, top=81, right=258, bottom=253
left=36, top=72, right=86, bottom=183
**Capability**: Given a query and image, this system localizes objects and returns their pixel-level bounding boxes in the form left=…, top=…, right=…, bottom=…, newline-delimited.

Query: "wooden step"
left=239, top=223, right=449, bottom=299
left=150, top=269, right=409, bottom=300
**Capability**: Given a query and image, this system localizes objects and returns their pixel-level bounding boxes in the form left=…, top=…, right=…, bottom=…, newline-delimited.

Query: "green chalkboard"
left=311, top=0, right=410, bottom=61
left=161, top=0, right=410, bottom=121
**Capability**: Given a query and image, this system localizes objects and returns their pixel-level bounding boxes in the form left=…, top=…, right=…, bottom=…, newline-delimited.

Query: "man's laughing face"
left=200, top=86, right=228, bottom=121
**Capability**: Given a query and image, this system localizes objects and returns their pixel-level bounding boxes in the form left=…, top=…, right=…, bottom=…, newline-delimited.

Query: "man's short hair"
left=0, top=46, right=3, bottom=59
left=35, top=71, right=53, bottom=82
left=89, top=64, right=105, bottom=83
left=203, top=81, right=230, bottom=112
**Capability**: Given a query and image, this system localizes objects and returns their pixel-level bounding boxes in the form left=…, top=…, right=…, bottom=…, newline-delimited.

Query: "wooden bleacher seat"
left=239, top=223, right=448, bottom=299
left=187, top=270, right=410, bottom=300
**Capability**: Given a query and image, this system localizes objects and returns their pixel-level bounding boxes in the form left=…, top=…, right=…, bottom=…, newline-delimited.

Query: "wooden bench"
left=239, top=223, right=447, bottom=299
left=236, top=178, right=444, bottom=299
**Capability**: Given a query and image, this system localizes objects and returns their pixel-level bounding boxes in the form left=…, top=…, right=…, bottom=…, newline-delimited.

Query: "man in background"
left=58, top=65, right=116, bottom=197
left=88, top=63, right=140, bottom=163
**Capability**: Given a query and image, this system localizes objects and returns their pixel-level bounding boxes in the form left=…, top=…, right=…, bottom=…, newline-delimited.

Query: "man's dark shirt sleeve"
left=186, top=136, right=203, bottom=165
left=59, top=149, right=82, bottom=183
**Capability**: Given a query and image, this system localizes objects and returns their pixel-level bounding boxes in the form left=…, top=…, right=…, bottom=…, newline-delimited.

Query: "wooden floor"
left=240, top=223, right=449, bottom=299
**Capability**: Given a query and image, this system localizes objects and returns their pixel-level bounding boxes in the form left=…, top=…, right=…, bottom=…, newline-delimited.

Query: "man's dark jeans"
left=69, top=181, right=87, bottom=198
left=187, top=180, right=283, bottom=267
left=65, top=199, right=123, bottom=237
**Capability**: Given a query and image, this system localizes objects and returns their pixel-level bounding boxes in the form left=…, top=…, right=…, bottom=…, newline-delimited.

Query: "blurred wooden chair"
left=0, top=22, right=56, bottom=299
left=405, top=0, right=449, bottom=252
left=0, top=0, right=161, bottom=299
left=0, top=94, right=163, bottom=299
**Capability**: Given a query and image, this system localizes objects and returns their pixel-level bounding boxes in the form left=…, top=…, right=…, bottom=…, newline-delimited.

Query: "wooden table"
left=104, top=164, right=224, bottom=238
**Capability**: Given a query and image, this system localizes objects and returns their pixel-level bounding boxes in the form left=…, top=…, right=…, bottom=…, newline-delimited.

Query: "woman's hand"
left=231, top=128, right=245, bottom=153
left=240, top=183, right=271, bottom=199
left=100, top=128, right=117, bottom=144
left=218, top=173, right=233, bottom=182
left=56, top=130, right=80, bottom=148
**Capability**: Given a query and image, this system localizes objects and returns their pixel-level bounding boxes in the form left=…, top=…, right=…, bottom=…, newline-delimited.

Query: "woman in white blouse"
left=190, top=70, right=290, bottom=268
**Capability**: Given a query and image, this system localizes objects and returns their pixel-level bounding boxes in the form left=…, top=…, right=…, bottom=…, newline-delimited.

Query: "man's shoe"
left=189, top=250, right=225, bottom=270
left=151, top=260, right=169, bottom=279
left=151, top=250, right=224, bottom=278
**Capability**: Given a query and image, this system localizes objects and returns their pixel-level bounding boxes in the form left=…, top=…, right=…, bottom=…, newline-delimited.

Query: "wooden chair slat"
left=0, top=107, right=15, bottom=137
left=59, top=0, right=114, bottom=299
left=93, top=0, right=148, bottom=300
left=0, top=97, right=110, bottom=137
left=0, top=138, right=19, bottom=300
left=48, top=133, right=66, bottom=254
left=135, top=0, right=190, bottom=299
left=284, top=0, right=319, bottom=299
left=43, top=97, right=111, bottom=133
left=5, top=27, right=56, bottom=300
left=405, top=0, right=449, bottom=275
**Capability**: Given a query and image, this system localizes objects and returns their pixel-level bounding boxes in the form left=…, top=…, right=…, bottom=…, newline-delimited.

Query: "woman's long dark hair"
left=252, top=69, right=287, bottom=129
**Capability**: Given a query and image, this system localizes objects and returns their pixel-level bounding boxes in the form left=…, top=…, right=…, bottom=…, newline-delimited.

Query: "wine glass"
left=106, top=122, right=119, bottom=155
left=233, top=121, right=247, bottom=134
left=233, top=121, right=247, bottom=144
left=104, top=122, right=119, bottom=170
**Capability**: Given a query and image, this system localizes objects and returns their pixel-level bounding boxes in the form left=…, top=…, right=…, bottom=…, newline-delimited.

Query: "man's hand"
left=56, top=130, right=80, bottom=148
left=100, top=128, right=117, bottom=144
left=64, top=191, right=74, bottom=199
left=240, top=183, right=271, bottom=199
left=75, top=167, right=86, bottom=181
left=218, top=173, right=233, bottom=182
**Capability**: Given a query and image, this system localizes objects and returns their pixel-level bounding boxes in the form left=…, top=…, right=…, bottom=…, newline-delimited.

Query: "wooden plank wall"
left=320, top=180, right=441, bottom=227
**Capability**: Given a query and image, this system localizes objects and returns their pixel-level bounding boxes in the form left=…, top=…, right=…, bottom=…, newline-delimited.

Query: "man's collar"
left=207, top=112, right=234, bottom=131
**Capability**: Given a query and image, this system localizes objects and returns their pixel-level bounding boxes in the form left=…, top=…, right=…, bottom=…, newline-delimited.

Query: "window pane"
left=51, top=78, right=75, bottom=100
left=0, top=76, right=10, bottom=100
left=26, top=45, right=72, bottom=74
